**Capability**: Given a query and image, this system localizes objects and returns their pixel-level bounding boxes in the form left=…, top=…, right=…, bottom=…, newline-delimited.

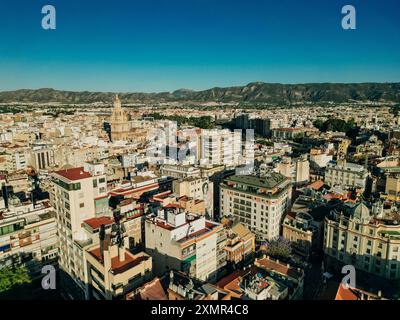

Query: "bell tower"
left=110, top=94, right=129, bottom=142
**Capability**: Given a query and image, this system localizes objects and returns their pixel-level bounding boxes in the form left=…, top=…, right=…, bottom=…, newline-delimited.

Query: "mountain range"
left=0, top=82, right=399, bottom=104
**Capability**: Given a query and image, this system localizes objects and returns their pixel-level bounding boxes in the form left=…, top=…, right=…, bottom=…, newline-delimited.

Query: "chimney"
left=99, top=224, right=106, bottom=260
left=118, top=245, right=125, bottom=262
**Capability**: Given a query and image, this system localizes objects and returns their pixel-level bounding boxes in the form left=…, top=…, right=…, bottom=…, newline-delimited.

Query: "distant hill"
left=0, top=82, right=399, bottom=104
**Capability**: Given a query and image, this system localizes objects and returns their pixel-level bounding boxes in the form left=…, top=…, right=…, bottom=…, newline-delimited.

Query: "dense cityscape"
left=0, top=93, right=399, bottom=301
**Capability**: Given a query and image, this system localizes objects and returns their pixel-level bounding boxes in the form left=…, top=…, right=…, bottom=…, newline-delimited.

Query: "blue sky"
left=0, top=0, right=399, bottom=92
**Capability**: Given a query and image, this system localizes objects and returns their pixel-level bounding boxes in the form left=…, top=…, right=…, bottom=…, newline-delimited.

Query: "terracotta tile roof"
left=83, top=216, right=114, bottom=230
left=216, top=266, right=258, bottom=289
left=256, top=258, right=303, bottom=280
left=131, top=278, right=168, bottom=300
left=89, top=247, right=150, bottom=275
left=335, top=284, right=358, bottom=300
left=54, top=167, right=92, bottom=181
left=308, top=180, right=325, bottom=191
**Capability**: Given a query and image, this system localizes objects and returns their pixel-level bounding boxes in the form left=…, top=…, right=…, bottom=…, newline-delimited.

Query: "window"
left=79, top=203, right=85, bottom=208
left=93, top=179, right=98, bottom=188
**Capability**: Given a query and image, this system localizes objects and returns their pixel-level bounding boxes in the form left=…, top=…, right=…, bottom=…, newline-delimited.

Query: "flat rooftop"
left=224, top=173, right=288, bottom=190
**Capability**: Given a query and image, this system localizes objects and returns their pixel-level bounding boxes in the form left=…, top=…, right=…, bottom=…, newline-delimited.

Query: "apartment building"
left=220, top=173, right=291, bottom=241
left=172, top=177, right=214, bottom=217
left=145, top=208, right=226, bottom=282
left=200, top=129, right=242, bottom=167
left=282, top=211, right=320, bottom=258
left=222, top=221, right=255, bottom=265
left=325, top=160, right=368, bottom=189
left=50, top=162, right=108, bottom=298
left=276, top=155, right=310, bottom=187
left=0, top=199, right=58, bottom=284
left=85, top=239, right=152, bottom=300
left=324, top=201, right=400, bottom=279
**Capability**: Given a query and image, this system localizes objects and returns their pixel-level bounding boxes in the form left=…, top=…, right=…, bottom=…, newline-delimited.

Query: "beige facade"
left=324, top=202, right=400, bottom=279
left=85, top=241, right=152, bottom=300
left=172, top=177, right=214, bottom=217
left=325, top=161, right=368, bottom=189
left=220, top=174, right=291, bottom=241
left=384, top=175, right=400, bottom=201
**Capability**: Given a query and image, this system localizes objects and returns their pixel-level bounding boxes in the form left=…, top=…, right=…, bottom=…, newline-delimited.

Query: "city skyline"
left=1, top=0, right=400, bottom=92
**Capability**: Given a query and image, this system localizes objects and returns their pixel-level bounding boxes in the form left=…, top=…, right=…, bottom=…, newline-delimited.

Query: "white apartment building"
left=220, top=173, right=291, bottom=241
left=200, top=129, right=242, bottom=167
left=145, top=208, right=226, bottom=282
left=50, top=162, right=108, bottom=299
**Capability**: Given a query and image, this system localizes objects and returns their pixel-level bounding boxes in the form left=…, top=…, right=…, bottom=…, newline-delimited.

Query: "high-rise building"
left=50, top=162, right=108, bottom=298
left=200, top=129, right=242, bottom=167
left=220, top=173, right=291, bottom=241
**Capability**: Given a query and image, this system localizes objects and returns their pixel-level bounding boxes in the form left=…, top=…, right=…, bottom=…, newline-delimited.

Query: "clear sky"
left=0, top=0, right=399, bottom=92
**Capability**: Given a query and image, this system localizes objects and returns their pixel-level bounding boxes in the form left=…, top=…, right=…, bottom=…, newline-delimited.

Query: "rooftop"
left=83, top=216, right=114, bottom=230
left=54, top=167, right=92, bottom=181
left=224, top=173, right=288, bottom=190
left=89, top=247, right=150, bottom=275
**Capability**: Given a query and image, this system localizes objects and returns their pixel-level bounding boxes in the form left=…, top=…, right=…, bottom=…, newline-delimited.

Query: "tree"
left=0, top=266, right=31, bottom=294
left=261, top=237, right=292, bottom=260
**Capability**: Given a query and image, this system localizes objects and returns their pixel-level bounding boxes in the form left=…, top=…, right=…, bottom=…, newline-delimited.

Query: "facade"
left=161, top=164, right=201, bottom=179
left=145, top=208, right=226, bottom=282
left=109, top=95, right=130, bottom=142
left=172, top=177, right=214, bottom=217
left=85, top=241, right=152, bottom=300
left=384, top=175, right=400, bottom=201
left=220, top=173, right=291, bottom=241
left=50, top=162, right=108, bottom=298
left=324, top=201, right=400, bottom=279
left=276, top=155, right=310, bottom=186
left=108, top=95, right=148, bottom=143
left=282, top=211, right=319, bottom=258
left=200, top=129, right=242, bottom=167
left=0, top=200, right=58, bottom=284
left=272, top=128, right=305, bottom=140
left=223, top=222, right=255, bottom=265
left=325, top=161, right=368, bottom=189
